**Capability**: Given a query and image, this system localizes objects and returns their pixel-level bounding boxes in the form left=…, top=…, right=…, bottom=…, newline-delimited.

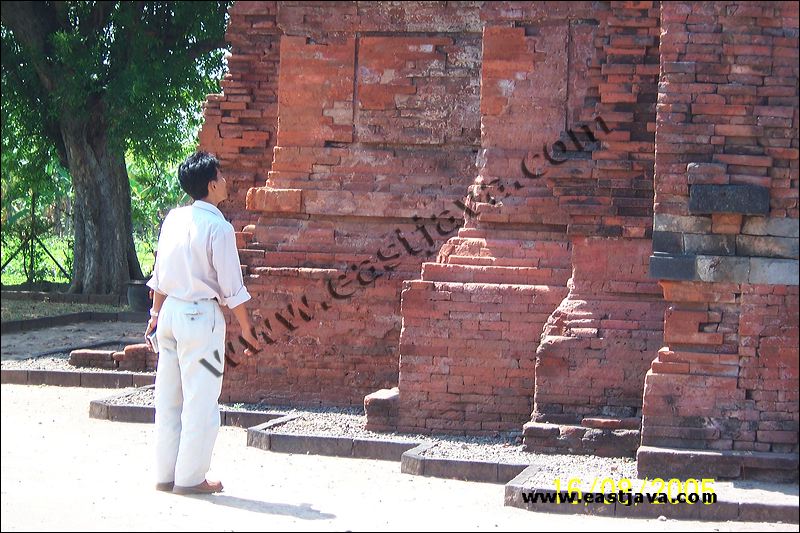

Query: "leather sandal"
left=172, top=479, right=224, bottom=495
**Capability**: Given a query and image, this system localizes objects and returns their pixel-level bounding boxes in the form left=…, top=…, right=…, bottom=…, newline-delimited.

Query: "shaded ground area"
left=1, top=320, right=146, bottom=360
left=2, top=385, right=796, bottom=532
left=0, top=299, right=126, bottom=322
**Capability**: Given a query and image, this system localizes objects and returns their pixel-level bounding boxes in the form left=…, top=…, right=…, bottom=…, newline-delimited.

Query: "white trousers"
left=154, top=296, right=225, bottom=486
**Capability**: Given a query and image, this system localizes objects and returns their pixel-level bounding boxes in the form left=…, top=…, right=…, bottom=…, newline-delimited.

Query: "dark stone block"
left=637, top=446, right=743, bottom=480
left=684, top=234, right=736, bottom=255
left=652, top=231, right=684, bottom=254
left=118, top=311, right=149, bottom=322
left=89, top=400, right=109, bottom=420
left=130, top=374, right=156, bottom=387
left=108, top=404, right=155, bottom=423
left=0, top=321, right=22, bottom=334
left=694, top=499, right=739, bottom=521
left=614, top=497, right=703, bottom=520
left=400, top=444, right=432, bottom=476
left=696, top=255, right=750, bottom=283
left=80, top=373, right=133, bottom=388
left=506, top=485, right=616, bottom=516
left=246, top=428, right=270, bottom=450
left=27, top=370, right=81, bottom=387
left=498, top=463, right=529, bottom=483
left=738, top=503, right=800, bottom=524
left=689, top=184, right=770, bottom=215
left=1, top=369, right=28, bottom=384
left=648, top=254, right=698, bottom=281
left=222, top=410, right=280, bottom=428
left=269, top=433, right=353, bottom=457
left=423, top=457, right=498, bottom=483
left=737, top=235, right=799, bottom=260
left=352, top=439, right=418, bottom=461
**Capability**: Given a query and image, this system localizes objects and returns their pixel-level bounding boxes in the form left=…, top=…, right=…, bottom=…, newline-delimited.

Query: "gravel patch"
left=97, top=387, right=639, bottom=479
left=103, top=387, right=157, bottom=407
left=424, top=440, right=637, bottom=480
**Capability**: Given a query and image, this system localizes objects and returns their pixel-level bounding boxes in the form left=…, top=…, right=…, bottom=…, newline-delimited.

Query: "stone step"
left=523, top=421, right=640, bottom=458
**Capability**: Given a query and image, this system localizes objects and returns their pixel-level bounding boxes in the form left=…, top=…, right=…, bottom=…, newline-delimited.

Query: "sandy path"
left=1, top=320, right=146, bottom=360
left=1, top=385, right=796, bottom=532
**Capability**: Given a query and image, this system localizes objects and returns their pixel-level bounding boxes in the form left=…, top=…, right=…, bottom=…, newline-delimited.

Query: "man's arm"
left=210, top=224, right=262, bottom=356
left=230, top=301, right=262, bottom=356
left=144, top=290, right=167, bottom=346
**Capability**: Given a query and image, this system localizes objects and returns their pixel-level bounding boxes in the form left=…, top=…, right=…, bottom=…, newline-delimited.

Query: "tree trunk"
left=62, top=107, right=143, bottom=295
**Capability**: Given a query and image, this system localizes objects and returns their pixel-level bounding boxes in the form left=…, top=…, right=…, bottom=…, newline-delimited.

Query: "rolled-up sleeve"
left=211, top=223, right=251, bottom=308
left=146, top=221, right=166, bottom=295
left=146, top=255, right=161, bottom=294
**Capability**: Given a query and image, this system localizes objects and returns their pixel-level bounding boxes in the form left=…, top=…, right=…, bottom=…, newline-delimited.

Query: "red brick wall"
left=204, top=2, right=485, bottom=405
left=527, top=2, right=663, bottom=446
left=200, top=1, right=281, bottom=234
left=643, top=0, right=799, bottom=459
left=535, top=238, right=665, bottom=424
left=395, top=1, right=668, bottom=436
left=198, top=2, right=798, bottom=457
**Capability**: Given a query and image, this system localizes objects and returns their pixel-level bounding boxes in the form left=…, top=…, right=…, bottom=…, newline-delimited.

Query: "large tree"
left=2, top=1, right=229, bottom=294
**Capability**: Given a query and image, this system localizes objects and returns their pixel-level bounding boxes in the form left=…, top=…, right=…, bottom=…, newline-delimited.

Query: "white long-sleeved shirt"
left=147, top=200, right=251, bottom=309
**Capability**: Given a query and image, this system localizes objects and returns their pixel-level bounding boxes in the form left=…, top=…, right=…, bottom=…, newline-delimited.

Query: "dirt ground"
left=2, top=385, right=797, bottom=532
left=1, top=320, right=147, bottom=360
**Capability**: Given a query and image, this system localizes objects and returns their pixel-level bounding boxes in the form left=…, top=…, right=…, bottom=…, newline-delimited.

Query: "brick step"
left=235, top=231, right=254, bottom=248
left=248, top=187, right=461, bottom=219
left=445, top=255, right=565, bottom=268
left=421, top=262, right=571, bottom=285
left=523, top=421, right=640, bottom=458
left=239, top=248, right=430, bottom=279
left=638, top=445, right=799, bottom=483
left=246, top=265, right=414, bottom=282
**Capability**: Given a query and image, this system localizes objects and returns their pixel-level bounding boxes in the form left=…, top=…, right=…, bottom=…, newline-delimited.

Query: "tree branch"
left=187, top=37, right=228, bottom=60
left=1, top=1, right=63, bottom=93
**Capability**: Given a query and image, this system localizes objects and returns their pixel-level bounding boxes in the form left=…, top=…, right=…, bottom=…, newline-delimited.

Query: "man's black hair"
left=178, top=151, right=220, bottom=200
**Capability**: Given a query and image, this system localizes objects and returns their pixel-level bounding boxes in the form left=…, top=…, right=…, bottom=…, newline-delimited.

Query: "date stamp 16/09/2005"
left=521, top=478, right=719, bottom=506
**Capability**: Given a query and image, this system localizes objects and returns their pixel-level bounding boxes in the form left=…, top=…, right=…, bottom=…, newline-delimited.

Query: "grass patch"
left=1, top=299, right=128, bottom=322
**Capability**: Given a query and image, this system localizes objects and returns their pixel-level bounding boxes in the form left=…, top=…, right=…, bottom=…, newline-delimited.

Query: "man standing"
left=145, top=151, right=262, bottom=495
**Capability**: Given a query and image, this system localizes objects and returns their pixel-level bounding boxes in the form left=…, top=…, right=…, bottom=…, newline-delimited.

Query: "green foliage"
left=104, top=2, right=230, bottom=162
left=2, top=234, right=72, bottom=285
left=128, top=153, right=191, bottom=275
left=2, top=230, right=160, bottom=285
left=1, top=2, right=231, bottom=285
left=2, top=2, right=231, bottom=163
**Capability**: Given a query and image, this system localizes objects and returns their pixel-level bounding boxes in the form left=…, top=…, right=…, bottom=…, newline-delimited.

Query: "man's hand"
left=230, top=302, right=263, bottom=357
left=241, top=328, right=262, bottom=357
left=144, top=317, right=158, bottom=350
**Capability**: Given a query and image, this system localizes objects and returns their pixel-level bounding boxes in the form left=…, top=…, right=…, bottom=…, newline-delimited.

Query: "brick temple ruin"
left=197, top=1, right=799, bottom=482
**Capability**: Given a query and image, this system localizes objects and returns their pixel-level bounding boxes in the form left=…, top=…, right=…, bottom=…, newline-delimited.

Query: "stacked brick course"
left=641, top=1, right=798, bottom=480
left=205, top=2, right=484, bottom=406
left=517, top=2, right=666, bottom=455
left=199, top=1, right=281, bottom=233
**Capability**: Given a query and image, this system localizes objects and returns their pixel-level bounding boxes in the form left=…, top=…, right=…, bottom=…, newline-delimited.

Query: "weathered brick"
left=695, top=255, right=750, bottom=283
left=192, top=2, right=799, bottom=456
left=749, top=258, right=800, bottom=285
left=649, top=254, right=698, bottom=281
left=737, top=235, right=799, bottom=260
left=742, top=217, right=799, bottom=238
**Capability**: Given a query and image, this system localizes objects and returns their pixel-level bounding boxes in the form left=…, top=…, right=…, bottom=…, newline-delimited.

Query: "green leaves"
left=2, top=1, right=232, bottom=284
left=3, top=0, right=231, bottom=164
